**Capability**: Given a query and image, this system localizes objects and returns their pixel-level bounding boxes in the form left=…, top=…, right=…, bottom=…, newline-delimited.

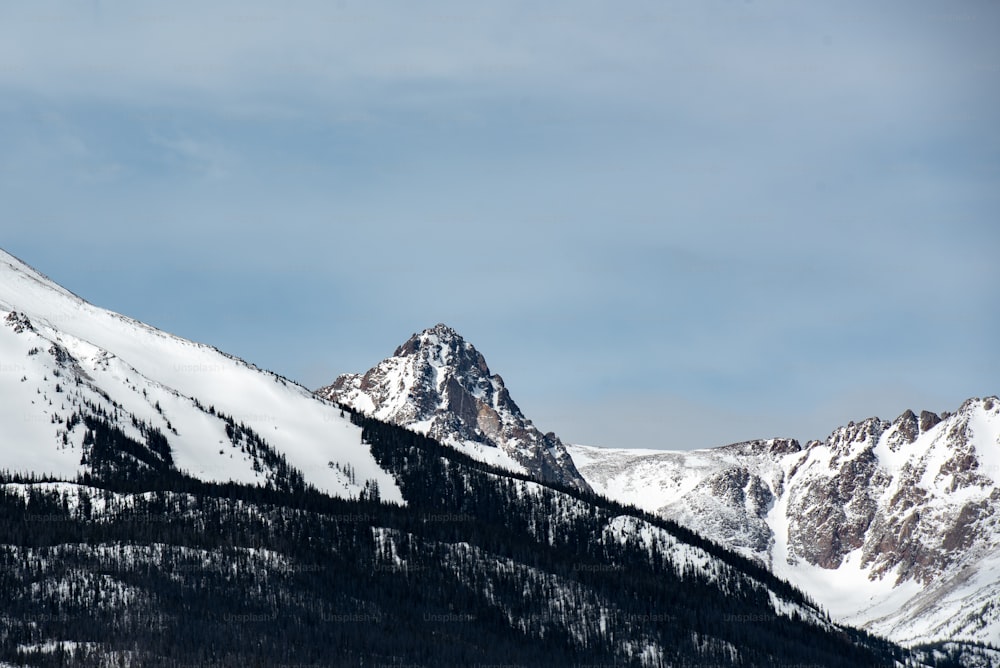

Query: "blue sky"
left=3, top=0, right=998, bottom=449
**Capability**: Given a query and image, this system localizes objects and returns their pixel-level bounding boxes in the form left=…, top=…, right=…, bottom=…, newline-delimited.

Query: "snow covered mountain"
left=568, top=399, right=1000, bottom=648
left=317, top=323, right=591, bottom=492
left=314, top=316, right=1000, bottom=650
left=0, top=248, right=401, bottom=503
left=1, top=250, right=930, bottom=666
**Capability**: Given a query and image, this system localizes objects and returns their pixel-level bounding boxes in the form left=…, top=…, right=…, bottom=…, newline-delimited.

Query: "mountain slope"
left=0, top=248, right=979, bottom=665
left=568, top=399, right=1000, bottom=648
left=0, top=248, right=401, bottom=503
left=0, top=410, right=930, bottom=667
left=318, top=323, right=590, bottom=492
left=313, top=312, right=1000, bottom=649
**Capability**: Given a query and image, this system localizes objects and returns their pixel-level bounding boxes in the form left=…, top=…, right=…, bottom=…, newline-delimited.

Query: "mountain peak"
left=318, top=326, right=590, bottom=492
left=410, top=322, right=464, bottom=346
left=393, top=323, right=477, bottom=362
left=427, top=322, right=462, bottom=338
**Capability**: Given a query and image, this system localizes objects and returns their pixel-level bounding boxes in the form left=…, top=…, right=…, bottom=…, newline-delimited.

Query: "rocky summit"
left=317, top=323, right=591, bottom=493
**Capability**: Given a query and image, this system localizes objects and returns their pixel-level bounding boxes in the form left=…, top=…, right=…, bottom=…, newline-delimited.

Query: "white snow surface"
left=0, top=248, right=402, bottom=504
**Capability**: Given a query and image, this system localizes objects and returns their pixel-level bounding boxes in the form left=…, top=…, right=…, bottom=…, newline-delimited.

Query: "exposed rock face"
left=887, top=409, right=918, bottom=450
left=787, top=418, right=887, bottom=570
left=920, top=409, right=942, bottom=433
left=568, top=397, right=1000, bottom=647
left=4, top=310, right=35, bottom=333
left=690, top=464, right=776, bottom=555
left=318, top=324, right=591, bottom=492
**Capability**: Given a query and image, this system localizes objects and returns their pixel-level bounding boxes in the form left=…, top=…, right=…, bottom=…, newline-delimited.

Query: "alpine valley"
left=0, top=247, right=994, bottom=667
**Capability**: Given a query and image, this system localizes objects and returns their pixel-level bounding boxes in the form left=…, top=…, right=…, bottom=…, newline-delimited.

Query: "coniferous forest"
left=0, top=406, right=971, bottom=667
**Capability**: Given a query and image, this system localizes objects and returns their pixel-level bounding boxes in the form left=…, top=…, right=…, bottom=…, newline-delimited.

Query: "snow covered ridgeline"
left=0, top=248, right=401, bottom=502
left=568, top=396, right=1000, bottom=649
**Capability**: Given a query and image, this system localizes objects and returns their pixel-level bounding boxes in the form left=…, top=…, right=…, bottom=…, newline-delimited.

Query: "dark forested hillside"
left=0, top=408, right=954, bottom=667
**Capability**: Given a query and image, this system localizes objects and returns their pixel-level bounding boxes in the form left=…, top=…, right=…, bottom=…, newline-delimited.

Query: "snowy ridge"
left=568, top=398, right=1000, bottom=647
left=318, top=323, right=590, bottom=492
left=0, top=248, right=402, bottom=503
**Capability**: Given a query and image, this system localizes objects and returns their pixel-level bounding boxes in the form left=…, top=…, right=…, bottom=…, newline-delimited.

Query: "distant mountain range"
left=569, top=397, right=1000, bottom=648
